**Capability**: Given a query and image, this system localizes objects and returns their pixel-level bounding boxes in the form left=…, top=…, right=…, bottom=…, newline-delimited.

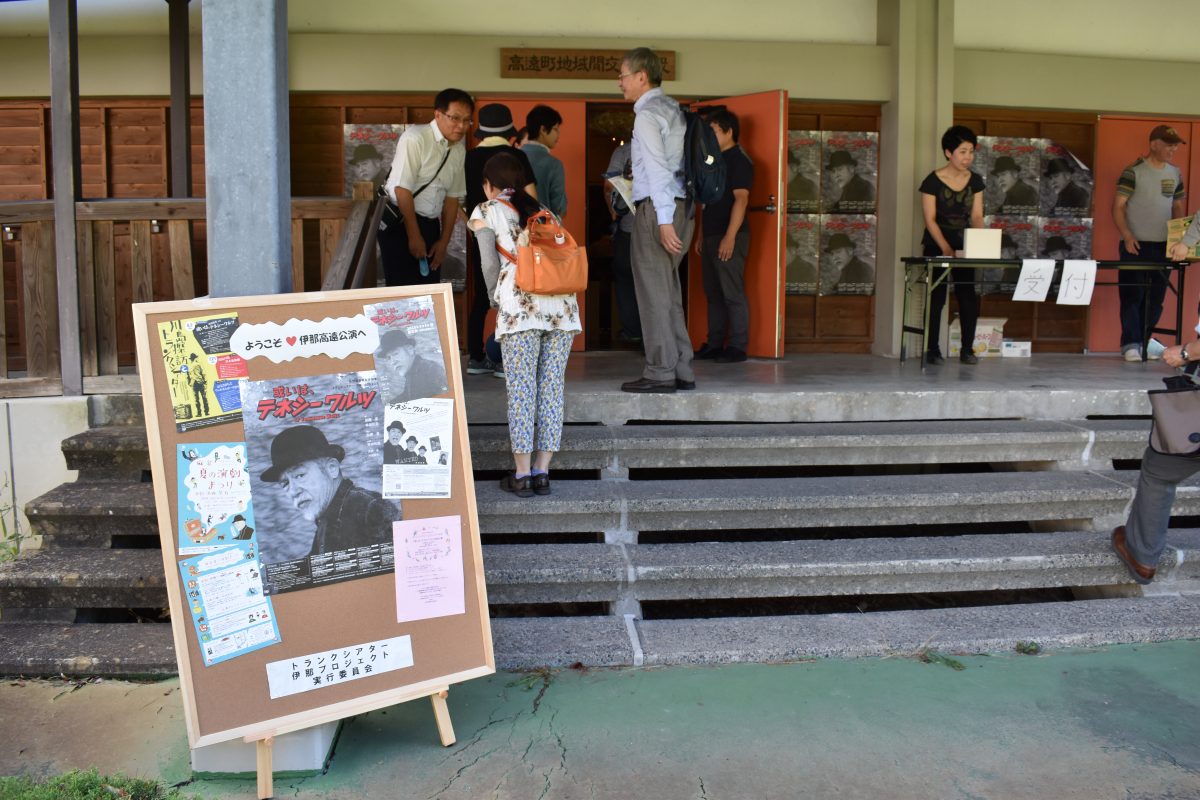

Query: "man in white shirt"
left=618, top=47, right=695, bottom=394
left=380, top=88, right=473, bottom=286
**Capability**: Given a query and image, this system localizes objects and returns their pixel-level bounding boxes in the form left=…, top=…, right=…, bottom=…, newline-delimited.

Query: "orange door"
left=474, top=97, right=588, bottom=351
left=686, top=90, right=788, bottom=358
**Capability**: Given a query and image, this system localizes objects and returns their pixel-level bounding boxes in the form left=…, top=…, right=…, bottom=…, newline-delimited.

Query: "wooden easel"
left=246, top=687, right=456, bottom=799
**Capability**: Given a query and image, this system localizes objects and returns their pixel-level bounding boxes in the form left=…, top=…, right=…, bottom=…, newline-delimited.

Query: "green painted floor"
left=4, top=640, right=1200, bottom=799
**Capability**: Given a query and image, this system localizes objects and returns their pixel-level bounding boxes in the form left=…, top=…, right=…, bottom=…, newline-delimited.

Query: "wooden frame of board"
left=133, top=283, right=493, bottom=751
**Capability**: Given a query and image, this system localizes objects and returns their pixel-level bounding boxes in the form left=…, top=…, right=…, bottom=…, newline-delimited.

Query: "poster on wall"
left=982, top=215, right=1038, bottom=293
left=158, top=314, right=249, bottom=433
left=343, top=124, right=406, bottom=196
left=820, top=131, right=878, bottom=214
left=241, top=370, right=401, bottom=596
left=786, top=131, right=822, bottom=214
left=176, top=443, right=255, bottom=555
left=383, top=398, right=455, bottom=499
left=979, top=137, right=1040, bottom=217
left=819, top=214, right=876, bottom=296
left=1039, top=140, right=1093, bottom=217
left=1038, top=216, right=1094, bottom=262
left=785, top=214, right=820, bottom=295
left=365, top=296, right=449, bottom=406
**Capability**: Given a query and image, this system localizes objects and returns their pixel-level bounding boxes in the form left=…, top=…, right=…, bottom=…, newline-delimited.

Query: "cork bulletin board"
left=133, top=284, right=493, bottom=748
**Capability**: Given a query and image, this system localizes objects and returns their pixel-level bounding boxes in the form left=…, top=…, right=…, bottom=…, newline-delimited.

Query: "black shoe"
left=694, top=343, right=723, bottom=360
left=675, top=379, right=696, bottom=390
left=715, top=347, right=747, bottom=363
left=959, top=352, right=979, bottom=365
left=531, top=474, right=551, bottom=496
left=499, top=473, right=534, bottom=498
left=621, top=377, right=677, bottom=393
left=925, top=351, right=945, bottom=365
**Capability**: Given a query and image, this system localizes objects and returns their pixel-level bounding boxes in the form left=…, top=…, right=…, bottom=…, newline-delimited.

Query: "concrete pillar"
left=873, top=0, right=955, bottom=357
left=201, top=0, right=291, bottom=296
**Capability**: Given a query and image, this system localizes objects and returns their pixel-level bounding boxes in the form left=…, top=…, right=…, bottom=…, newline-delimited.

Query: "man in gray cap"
left=260, top=425, right=401, bottom=557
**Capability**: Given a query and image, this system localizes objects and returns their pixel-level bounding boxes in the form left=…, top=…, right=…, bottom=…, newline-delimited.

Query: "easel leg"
left=256, top=736, right=274, bottom=799
left=431, top=689, right=456, bottom=746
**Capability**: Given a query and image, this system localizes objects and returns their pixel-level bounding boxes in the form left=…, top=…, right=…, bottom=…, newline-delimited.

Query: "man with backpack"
left=617, top=47, right=696, bottom=394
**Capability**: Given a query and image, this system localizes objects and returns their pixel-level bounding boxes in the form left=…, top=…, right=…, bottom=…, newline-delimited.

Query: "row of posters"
left=785, top=214, right=876, bottom=296
left=160, top=294, right=466, bottom=669
left=787, top=131, right=879, bottom=215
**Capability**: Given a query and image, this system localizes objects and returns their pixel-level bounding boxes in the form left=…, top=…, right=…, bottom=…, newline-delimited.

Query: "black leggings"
left=924, top=246, right=979, bottom=356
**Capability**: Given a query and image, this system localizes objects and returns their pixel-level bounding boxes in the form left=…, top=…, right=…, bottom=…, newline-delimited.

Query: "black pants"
left=378, top=213, right=442, bottom=287
left=466, top=236, right=490, bottom=362
left=611, top=229, right=641, bottom=338
left=924, top=245, right=979, bottom=356
left=1118, top=240, right=1169, bottom=351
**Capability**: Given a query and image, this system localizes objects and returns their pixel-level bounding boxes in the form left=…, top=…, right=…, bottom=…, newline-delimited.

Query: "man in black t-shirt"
left=694, top=109, right=754, bottom=364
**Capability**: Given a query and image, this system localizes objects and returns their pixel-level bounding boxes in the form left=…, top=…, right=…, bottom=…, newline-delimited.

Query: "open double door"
left=478, top=90, right=788, bottom=358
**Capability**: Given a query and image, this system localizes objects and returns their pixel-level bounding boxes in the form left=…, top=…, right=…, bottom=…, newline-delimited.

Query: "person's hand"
left=694, top=237, right=703, bottom=257
left=658, top=223, right=683, bottom=255
left=1123, top=234, right=1141, bottom=256
left=1164, top=345, right=1190, bottom=368
left=407, top=233, right=428, bottom=261
left=718, top=235, right=735, bottom=261
left=1169, top=242, right=1192, bottom=261
left=428, top=238, right=449, bottom=269
left=940, top=244, right=954, bottom=258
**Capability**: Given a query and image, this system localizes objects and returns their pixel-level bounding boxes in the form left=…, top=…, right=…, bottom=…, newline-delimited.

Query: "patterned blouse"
left=469, top=191, right=582, bottom=341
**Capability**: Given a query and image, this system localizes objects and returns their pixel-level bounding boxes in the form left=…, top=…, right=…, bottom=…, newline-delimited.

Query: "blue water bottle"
left=419, top=257, right=430, bottom=277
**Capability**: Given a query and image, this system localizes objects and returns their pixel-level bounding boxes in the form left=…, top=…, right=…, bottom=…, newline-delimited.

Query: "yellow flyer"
left=158, top=313, right=249, bottom=432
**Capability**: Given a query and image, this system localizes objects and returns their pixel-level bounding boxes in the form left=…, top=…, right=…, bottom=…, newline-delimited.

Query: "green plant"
left=0, top=769, right=198, bottom=800
left=917, top=650, right=966, bottom=671
left=0, top=477, right=19, bottom=563
left=1015, top=641, right=1042, bottom=655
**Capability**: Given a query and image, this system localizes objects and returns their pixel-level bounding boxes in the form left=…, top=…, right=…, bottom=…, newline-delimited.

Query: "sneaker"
left=1123, top=348, right=1142, bottom=362
left=492, top=364, right=505, bottom=378
left=467, top=358, right=495, bottom=375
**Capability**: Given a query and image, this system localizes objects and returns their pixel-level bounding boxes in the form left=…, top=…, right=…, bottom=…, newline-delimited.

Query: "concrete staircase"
left=3, top=396, right=1200, bottom=676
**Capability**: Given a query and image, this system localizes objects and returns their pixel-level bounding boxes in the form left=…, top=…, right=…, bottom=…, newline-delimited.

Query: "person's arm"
left=428, top=197, right=460, bottom=269
left=388, top=133, right=429, bottom=259
left=718, top=189, right=750, bottom=261
left=549, top=159, right=567, bottom=217
left=1113, top=167, right=1139, bottom=255
left=969, top=190, right=984, bottom=230
left=634, top=108, right=684, bottom=254
left=1163, top=337, right=1200, bottom=367
left=921, top=193, right=954, bottom=257
left=393, top=188, right=426, bottom=259
left=1169, top=212, right=1200, bottom=261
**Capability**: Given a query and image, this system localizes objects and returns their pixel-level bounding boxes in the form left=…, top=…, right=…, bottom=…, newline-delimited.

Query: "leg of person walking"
left=1117, top=242, right=1148, bottom=357
left=715, top=230, right=750, bottom=359
left=1118, top=446, right=1200, bottom=581
left=466, top=240, right=494, bottom=371
left=611, top=229, right=641, bottom=341
left=529, top=329, right=574, bottom=494
left=925, top=265, right=949, bottom=361
left=701, top=235, right=729, bottom=352
left=498, top=330, right=540, bottom=497
left=628, top=200, right=695, bottom=387
left=951, top=266, right=980, bottom=363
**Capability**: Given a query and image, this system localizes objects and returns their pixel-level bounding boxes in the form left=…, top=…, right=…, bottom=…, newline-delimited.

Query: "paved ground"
left=3, top=640, right=1200, bottom=799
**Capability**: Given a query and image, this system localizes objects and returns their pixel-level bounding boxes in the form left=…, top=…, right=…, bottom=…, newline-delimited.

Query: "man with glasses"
left=380, top=88, right=473, bottom=286
left=617, top=47, right=696, bottom=394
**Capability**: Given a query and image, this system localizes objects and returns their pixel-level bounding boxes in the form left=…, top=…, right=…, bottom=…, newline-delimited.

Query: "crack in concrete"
left=698, top=776, right=708, bottom=799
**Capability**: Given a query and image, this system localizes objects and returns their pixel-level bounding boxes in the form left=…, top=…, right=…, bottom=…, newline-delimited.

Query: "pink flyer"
left=393, top=515, right=465, bottom=624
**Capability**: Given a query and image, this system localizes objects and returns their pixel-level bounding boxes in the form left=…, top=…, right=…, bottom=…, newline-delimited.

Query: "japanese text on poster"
left=177, top=443, right=254, bottom=555
left=158, top=314, right=248, bottom=433
left=265, top=635, right=414, bottom=699
left=179, top=541, right=280, bottom=667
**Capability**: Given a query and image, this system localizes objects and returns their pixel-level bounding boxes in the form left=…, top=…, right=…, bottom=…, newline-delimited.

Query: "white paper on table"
left=1012, top=259, right=1056, bottom=302
left=1055, top=259, right=1097, bottom=305
left=394, top=515, right=465, bottom=624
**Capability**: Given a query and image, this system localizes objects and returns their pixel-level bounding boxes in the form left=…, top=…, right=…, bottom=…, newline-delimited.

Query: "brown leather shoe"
left=500, top=473, right=534, bottom=498
left=621, top=377, right=676, bottom=393
left=531, top=473, right=551, bottom=496
left=1111, top=525, right=1156, bottom=585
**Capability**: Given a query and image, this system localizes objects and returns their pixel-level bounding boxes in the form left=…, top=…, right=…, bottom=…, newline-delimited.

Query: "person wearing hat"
left=232, top=514, right=254, bottom=541
left=1113, top=124, right=1187, bottom=362
left=383, top=420, right=407, bottom=465
left=463, top=103, right=537, bottom=378
left=918, top=125, right=986, bottom=365
left=992, top=155, right=1038, bottom=214
left=824, top=149, right=875, bottom=212
left=186, top=352, right=210, bottom=418
left=523, top=104, right=568, bottom=218
left=787, top=146, right=819, bottom=212
left=1042, top=235, right=1071, bottom=261
left=822, top=232, right=874, bottom=295
left=374, top=326, right=448, bottom=405
left=380, top=88, right=473, bottom=287
left=346, top=143, right=388, bottom=189
left=1043, top=157, right=1090, bottom=214
left=260, top=425, right=401, bottom=557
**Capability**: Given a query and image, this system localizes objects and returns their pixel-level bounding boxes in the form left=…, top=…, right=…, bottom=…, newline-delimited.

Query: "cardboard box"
left=1002, top=340, right=1032, bottom=358
left=1168, top=215, right=1200, bottom=259
left=949, top=317, right=1006, bottom=358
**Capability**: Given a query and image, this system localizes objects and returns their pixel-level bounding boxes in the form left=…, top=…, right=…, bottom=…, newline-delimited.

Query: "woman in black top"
left=918, top=125, right=986, bottom=365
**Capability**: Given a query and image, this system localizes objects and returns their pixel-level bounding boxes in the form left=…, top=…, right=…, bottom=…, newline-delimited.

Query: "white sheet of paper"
left=265, top=635, right=414, bottom=699
left=1055, top=259, right=1097, bottom=305
left=394, top=515, right=465, bottom=624
left=1013, top=259, right=1056, bottom=303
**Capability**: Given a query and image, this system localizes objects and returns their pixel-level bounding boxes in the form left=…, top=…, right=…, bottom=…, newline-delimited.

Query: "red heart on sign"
left=286, top=336, right=297, bottom=346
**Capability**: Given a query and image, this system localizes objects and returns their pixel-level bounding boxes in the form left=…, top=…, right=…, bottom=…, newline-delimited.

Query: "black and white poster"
left=365, top=296, right=449, bottom=407
left=785, top=214, right=820, bottom=295
left=979, top=137, right=1040, bottom=217
left=1039, top=140, right=1093, bottom=218
left=242, top=370, right=400, bottom=596
left=787, top=131, right=822, bottom=214
left=982, top=215, right=1038, bottom=292
left=821, top=131, right=878, bottom=215
left=343, top=124, right=406, bottom=196
left=819, top=214, right=876, bottom=296
left=1038, top=217, right=1093, bottom=262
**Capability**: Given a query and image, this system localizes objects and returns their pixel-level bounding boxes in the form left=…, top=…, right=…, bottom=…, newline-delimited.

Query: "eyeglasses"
left=438, top=111, right=473, bottom=127
left=617, top=72, right=637, bottom=81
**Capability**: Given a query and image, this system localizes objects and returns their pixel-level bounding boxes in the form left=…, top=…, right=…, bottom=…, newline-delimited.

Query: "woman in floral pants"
left=469, top=153, right=581, bottom=497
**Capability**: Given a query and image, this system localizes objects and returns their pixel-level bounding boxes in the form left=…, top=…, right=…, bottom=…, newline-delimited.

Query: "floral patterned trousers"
left=498, top=329, right=574, bottom=453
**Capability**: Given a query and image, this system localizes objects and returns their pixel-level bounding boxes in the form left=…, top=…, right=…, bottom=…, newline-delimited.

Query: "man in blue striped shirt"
left=618, top=47, right=696, bottom=394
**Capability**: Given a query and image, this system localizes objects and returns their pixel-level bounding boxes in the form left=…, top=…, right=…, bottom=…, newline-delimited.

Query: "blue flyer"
left=179, top=541, right=281, bottom=667
left=177, top=443, right=255, bottom=555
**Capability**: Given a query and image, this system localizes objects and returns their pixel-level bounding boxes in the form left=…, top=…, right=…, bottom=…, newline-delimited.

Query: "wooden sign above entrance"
left=500, top=48, right=676, bottom=80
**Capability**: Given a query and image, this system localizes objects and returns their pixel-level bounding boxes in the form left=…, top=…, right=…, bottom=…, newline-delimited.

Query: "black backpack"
left=679, top=110, right=726, bottom=205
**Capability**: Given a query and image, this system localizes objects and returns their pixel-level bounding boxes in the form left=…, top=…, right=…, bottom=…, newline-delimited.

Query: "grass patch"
left=917, top=650, right=967, bottom=671
left=0, top=769, right=197, bottom=800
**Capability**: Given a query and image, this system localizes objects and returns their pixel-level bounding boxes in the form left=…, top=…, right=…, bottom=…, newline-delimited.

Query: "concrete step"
left=479, top=469, right=1198, bottom=537
left=61, top=425, right=152, bottom=481
left=6, top=595, right=1198, bottom=676
left=25, top=481, right=157, bottom=546
left=0, top=549, right=166, bottom=608
left=482, top=530, right=1200, bottom=606
left=58, top=419, right=1154, bottom=478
